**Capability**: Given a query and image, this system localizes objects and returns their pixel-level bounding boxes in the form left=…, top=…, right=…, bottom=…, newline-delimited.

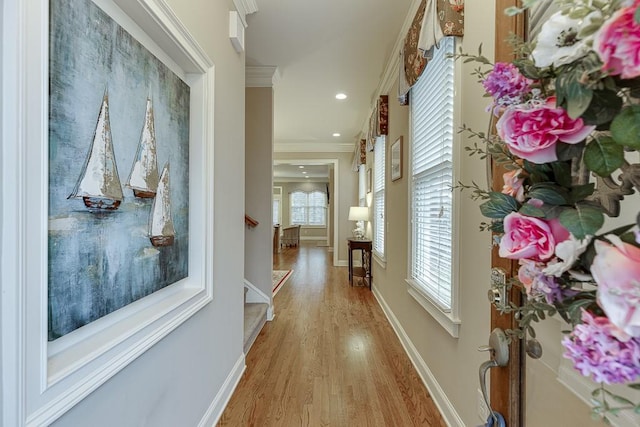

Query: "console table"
left=347, top=238, right=372, bottom=289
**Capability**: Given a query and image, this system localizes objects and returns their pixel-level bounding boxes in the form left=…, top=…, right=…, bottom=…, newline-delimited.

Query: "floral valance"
left=366, top=95, right=389, bottom=151
left=352, top=138, right=367, bottom=172
left=399, top=0, right=464, bottom=104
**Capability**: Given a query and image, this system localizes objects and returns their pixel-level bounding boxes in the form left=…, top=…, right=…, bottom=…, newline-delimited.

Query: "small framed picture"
left=391, top=136, right=403, bottom=181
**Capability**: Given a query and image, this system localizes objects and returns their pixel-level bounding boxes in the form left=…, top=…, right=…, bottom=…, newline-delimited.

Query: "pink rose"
left=594, top=3, right=640, bottom=79
left=496, top=98, right=595, bottom=164
left=499, top=212, right=567, bottom=261
left=502, top=169, right=525, bottom=202
left=592, top=234, right=640, bottom=338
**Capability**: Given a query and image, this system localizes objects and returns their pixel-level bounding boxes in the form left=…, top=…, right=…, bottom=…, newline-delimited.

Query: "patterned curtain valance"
left=399, top=0, right=464, bottom=103
left=352, top=138, right=367, bottom=172
left=366, top=95, right=389, bottom=151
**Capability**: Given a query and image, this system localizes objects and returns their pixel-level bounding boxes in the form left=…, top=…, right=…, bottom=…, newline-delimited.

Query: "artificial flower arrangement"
left=457, top=0, right=640, bottom=420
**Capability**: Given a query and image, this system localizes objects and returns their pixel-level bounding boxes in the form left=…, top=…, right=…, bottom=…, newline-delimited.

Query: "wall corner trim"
left=372, top=285, right=465, bottom=427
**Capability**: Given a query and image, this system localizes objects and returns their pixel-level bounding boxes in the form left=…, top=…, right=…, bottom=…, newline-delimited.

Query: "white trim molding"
left=372, top=284, right=465, bottom=427
left=2, top=0, right=215, bottom=425
left=232, top=0, right=258, bottom=27
left=274, top=142, right=354, bottom=153
left=197, top=354, right=246, bottom=427
left=246, top=66, right=280, bottom=88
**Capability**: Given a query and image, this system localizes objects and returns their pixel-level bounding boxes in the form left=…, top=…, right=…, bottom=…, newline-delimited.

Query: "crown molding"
left=232, top=0, right=258, bottom=27
left=359, top=0, right=422, bottom=136
left=246, top=66, right=279, bottom=87
left=274, top=142, right=354, bottom=153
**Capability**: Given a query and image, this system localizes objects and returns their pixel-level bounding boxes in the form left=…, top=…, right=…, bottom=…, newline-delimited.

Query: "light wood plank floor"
left=218, top=242, right=446, bottom=426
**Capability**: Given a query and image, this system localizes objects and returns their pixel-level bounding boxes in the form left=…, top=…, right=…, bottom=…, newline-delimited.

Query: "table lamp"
left=349, top=206, right=369, bottom=239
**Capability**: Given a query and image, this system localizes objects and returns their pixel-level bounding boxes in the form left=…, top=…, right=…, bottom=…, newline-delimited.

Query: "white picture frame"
left=1, top=0, right=214, bottom=425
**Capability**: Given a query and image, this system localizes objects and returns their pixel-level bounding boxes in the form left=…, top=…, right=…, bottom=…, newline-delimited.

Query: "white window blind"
left=273, top=198, right=280, bottom=225
left=410, top=36, right=455, bottom=310
left=308, top=191, right=326, bottom=226
left=373, top=136, right=385, bottom=257
left=290, top=191, right=307, bottom=224
left=290, top=190, right=326, bottom=226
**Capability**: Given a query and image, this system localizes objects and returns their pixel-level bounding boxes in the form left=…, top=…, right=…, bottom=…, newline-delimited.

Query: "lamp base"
left=352, top=227, right=365, bottom=240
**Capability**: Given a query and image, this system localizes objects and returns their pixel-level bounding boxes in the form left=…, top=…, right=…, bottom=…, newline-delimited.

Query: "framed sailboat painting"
left=3, top=0, right=214, bottom=423
left=48, top=0, right=193, bottom=341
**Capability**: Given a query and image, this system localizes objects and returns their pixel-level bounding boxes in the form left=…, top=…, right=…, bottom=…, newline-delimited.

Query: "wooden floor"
left=218, top=242, right=446, bottom=426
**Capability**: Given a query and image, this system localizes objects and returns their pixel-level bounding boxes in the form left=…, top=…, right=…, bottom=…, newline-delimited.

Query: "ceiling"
left=244, top=0, right=414, bottom=177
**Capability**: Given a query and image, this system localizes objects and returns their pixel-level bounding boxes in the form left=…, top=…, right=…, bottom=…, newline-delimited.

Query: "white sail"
left=149, top=163, right=175, bottom=246
left=69, top=93, right=124, bottom=204
left=126, top=97, right=159, bottom=197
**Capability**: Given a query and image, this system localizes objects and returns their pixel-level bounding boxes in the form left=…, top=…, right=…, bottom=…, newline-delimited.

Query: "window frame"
left=406, top=36, right=462, bottom=337
left=373, top=135, right=386, bottom=261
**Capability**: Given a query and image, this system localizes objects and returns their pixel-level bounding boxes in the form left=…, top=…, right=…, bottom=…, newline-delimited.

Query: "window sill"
left=373, top=252, right=386, bottom=269
left=406, top=279, right=460, bottom=338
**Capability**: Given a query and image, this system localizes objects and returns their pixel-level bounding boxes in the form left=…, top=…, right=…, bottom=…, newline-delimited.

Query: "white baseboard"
left=372, top=283, right=465, bottom=427
left=197, top=353, right=245, bottom=427
left=300, top=236, right=327, bottom=241
left=267, top=305, right=275, bottom=321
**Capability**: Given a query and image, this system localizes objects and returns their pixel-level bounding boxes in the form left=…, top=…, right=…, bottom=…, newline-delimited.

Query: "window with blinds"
left=373, top=136, right=385, bottom=257
left=290, top=190, right=326, bottom=226
left=410, top=36, right=455, bottom=311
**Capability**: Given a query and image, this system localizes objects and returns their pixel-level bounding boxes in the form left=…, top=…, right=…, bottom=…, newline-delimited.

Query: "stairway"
left=244, top=287, right=268, bottom=353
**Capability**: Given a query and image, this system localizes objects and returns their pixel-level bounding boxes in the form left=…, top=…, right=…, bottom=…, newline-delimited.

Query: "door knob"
left=478, top=328, right=509, bottom=427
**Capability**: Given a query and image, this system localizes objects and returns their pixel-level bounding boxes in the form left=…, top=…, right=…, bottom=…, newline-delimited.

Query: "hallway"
left=219, top=243, right=446, bottom=426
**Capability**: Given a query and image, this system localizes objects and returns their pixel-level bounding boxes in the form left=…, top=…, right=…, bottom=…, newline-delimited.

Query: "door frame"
left=490, top=1, right=527, bottom=425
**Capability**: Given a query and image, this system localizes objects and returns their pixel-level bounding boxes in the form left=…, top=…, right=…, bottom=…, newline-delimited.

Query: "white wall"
left=50, top=0, right=246, bottom=425
left=245, top=86, right=274, bottom=298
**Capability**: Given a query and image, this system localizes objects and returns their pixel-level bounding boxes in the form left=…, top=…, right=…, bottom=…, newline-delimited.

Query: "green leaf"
left=584, top=136, right=625, bottom=177
left=569, top=183, right=595, bottom=203
left=519, top=203, right=546, bottom=218
left=551, top=162, right=572, bottom=188
left=529, top=185, right=568, bottom=205
left=580, top=90, right=623, bottom=126
left=556, top=71, right=593, bottom=119
left=611, top=105, right=640, bottom=149
left=635, top=6, right=640, bottom=24
left=610, top=394, right=634, bottom=406
left=559, top=205, right=605, bottom=239
left=556, top=141, right=585, bottom=162
left=480, top=192, right=519, bottom=219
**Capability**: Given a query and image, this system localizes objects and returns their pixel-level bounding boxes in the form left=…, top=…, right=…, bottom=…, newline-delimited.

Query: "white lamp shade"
left=349, top=206, right=369, bottom=221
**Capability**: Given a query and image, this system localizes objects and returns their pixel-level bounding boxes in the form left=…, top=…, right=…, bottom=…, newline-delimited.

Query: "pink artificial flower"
left=499, top=212, right=568, bottom=261
left=594, top=3, right=640, bottom=79
left=563, top=310, right=640, bottom=385
left=502, top=169, right=525, bottom=202
left=496, top=98, right=595, bottom=164
left=592, top=234, right=640, bottom=338
left=482, top=62, right=532, bottom=110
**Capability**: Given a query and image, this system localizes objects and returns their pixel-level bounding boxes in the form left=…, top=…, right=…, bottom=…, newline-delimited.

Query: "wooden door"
left=489, top=1, right=526, bottom=425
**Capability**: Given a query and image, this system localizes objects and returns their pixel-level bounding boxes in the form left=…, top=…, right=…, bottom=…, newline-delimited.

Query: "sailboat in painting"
left=126, top=97, right=159, bottom=198
left=149, top=163, right=175, bottom=247
left=68, top=91, right=124, bottom=210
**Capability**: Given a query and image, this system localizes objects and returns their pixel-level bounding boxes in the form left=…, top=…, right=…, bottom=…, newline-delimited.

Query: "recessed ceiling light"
left=335, top=93, right=347, bottom=100
left=332, top=133, right=341, bottom=137
left=302, top=171, right=307, bottom=174
left=305, top=176, right=309, bottom=179
left=298, top=166, right=304, bottom=169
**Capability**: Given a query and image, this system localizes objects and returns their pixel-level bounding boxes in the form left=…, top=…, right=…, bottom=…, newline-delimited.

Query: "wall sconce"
left=348, top=206, right=369, bottom=240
